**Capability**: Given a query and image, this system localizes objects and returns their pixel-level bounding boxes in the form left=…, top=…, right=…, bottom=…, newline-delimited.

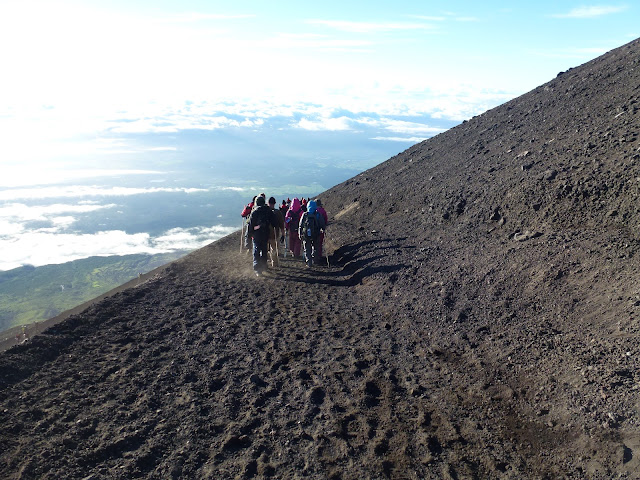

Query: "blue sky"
left=0, top=1, right=638, bottom=269
left=0, top=0, right=637, bottom=182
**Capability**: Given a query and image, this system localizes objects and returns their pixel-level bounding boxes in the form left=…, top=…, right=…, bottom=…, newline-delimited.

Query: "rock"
left=513, top=230, right=543, bottom=242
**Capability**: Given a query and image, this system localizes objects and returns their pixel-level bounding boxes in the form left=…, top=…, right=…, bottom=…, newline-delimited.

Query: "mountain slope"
left=0, top=252, right=188, bottom=334
left=2, top=38, right=640, bottom=479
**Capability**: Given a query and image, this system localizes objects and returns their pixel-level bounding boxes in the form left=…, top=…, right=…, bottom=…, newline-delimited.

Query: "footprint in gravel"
left=374, top=438, right=390, bottom=456
left=249, top=374, right=268, bottom=388
left=364, top=381, right=382, bottom=408
left=367, top=418, right=378, bottom=440
left=222, top=434, right=252, bottom=452
left=309, top=386, right=326, bottom=405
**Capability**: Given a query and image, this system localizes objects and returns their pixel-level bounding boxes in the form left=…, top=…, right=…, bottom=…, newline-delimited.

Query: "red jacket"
left=241, top=202, right=254, bottom=218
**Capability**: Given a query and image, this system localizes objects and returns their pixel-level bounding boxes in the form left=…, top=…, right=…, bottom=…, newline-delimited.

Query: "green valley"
left=0, top=252, right=187, bottom=332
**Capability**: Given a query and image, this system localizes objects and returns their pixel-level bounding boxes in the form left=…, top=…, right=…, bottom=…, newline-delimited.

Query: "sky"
left=0, top=0, right=638, bottom=269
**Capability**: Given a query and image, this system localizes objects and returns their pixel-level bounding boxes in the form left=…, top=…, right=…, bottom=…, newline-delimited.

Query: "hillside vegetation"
left=2, top=38, right=640, bottom=479
left=0, top=253, right=186, bottom=332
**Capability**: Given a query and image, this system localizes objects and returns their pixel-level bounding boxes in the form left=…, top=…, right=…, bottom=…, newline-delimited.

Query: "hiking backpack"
left=301, top=212, right=320, bottom=239
left=252, top=207, right=271, bottom=240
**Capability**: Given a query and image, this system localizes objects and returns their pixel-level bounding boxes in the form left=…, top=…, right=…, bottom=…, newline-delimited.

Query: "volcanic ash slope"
left=2, top=38, right=640, bottom=479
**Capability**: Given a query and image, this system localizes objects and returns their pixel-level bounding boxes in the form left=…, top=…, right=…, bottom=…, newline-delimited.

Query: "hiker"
left=315, top=198, right=329, bottom=258
left=279, top=200, right=288, bottom=218
left=299, top=200, right=326, bottom=267
left=268, top=197, right=285, bottom=267
left=241, top=196, right=256, bottom=218
left=285, top=198, right=303, bottom=258
left=241, top=196, right=256, bottom=249
left=246, top=196, right=278, bottom=276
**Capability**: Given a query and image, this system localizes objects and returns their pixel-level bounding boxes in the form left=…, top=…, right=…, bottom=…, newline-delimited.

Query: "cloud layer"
left=0, top=224, right=237, bottom=271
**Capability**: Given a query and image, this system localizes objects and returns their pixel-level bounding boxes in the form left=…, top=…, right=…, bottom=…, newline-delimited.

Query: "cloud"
left=551, top=5, right=628, bottom=18
left=295, top=116, right=354, bottom=131
left=531, top=46, right=611, bottom=59
left=153, top=13, right=256, bottom=23
left=266, top=33, right=374, bottom=51
left=0, top=203, right=116, bottom=223
left=360, top=118, right=447, bottom=136
left=0, top=230, right=156, bottom=271
left=0, top=166, right=165, bottom=188
left=371, top=136, right=428, bottom=143
left=0, top=224, right=238, bottom=271
left=153, top=226, right=237, bottom=251
left=108, top=115, right=265, bottom=134
left=0, top=186, right=208, bottom=201
left=409, top=15, right=446, bottom=22
left=306, top=19, right=437, bottom=33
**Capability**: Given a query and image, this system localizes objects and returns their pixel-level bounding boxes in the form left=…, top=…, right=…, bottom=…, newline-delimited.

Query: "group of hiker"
left=241, top=194, right=328, bottom=276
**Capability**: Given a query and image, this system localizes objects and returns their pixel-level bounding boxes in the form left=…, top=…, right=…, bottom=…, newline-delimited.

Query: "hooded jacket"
left=247, top=204, right=277, bottom=243
left=298, top=201, right=325, bottom=238
left=285, top=198, right=302, bottom=230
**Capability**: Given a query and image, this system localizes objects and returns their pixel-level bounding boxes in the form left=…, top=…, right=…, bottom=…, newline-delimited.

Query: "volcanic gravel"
left=2, top=38, right=640, bottom=479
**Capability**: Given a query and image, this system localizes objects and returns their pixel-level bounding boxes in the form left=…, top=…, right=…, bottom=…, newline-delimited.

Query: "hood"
left=290, top=198, right=301, bottom=212
left=307, top=200, right=317, bottom=214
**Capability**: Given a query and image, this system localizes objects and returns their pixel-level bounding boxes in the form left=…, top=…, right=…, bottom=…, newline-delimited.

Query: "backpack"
left=287, top=209, right=301, bottom=230
left=251, top=207, right=271, bottom=241
left=301, top=212, right=320, bottom=239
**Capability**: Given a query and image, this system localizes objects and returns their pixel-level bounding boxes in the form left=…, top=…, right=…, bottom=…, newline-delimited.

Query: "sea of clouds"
left=0, top=101, right=465, bottom=272
left=0, top=185, right=239, bottom=271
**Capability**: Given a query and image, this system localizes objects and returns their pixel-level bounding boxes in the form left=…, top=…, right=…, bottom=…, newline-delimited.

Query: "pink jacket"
left=285, top=198, right=302, bottom=230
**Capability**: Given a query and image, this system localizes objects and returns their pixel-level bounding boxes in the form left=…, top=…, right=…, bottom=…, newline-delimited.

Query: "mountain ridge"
left=2, top=37, right=640, bottom=478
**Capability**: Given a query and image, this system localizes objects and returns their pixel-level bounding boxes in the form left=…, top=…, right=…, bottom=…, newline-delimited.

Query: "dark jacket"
left=247, top=205, right=277, bottom=243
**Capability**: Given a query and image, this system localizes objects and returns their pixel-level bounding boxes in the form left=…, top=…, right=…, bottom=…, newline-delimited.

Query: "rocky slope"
left=2, top=38, right=640, bottom=479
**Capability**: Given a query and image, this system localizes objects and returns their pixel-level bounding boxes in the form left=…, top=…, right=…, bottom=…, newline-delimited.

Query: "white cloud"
left=409, top=13, right=478, bottom=22
left=0, top=186, right=207, bottom=201
left=0, top=203, right=116, bottom=223
left=371, top=136, right=427, bottom=143
left=0, top=224, right=238, bottom=271
left=0, top=230, right=156, bottom=270
left=296, top=116, right=354, bottom=131
left=551, top=5, right=628, bottom=18
left=409, top=15, right=446, bottom=22
left=107, top=114, right=265, bottom=134
left=0, top=165, right=164, bottom=188
left=306, top=19, right=436, bottom=33
left=153, top=13, right=256, bottom=23
left=153, top=226, right=237, bottom=251
left=0, top=220, right=24, bottom=236
left=266, top=33, right=374, bottom=51
left=531, top=46, right=611, bottom=59
left=50, top=216, right=76, bottom=228
left=359, top=118, right=446, bottom=136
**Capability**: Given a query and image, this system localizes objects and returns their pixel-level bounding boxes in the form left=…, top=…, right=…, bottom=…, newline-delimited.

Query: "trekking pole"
left=324, top=229, right=330, bottom=267
left=284, top=227, right=289, bottom=258
left=240, top=220, right=244, bottom=253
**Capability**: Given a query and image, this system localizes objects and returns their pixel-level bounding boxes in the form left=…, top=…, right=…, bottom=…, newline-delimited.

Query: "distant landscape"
left=1, top=126, right=449, bottom=332
left=0, top=252, right=186, bottom=332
